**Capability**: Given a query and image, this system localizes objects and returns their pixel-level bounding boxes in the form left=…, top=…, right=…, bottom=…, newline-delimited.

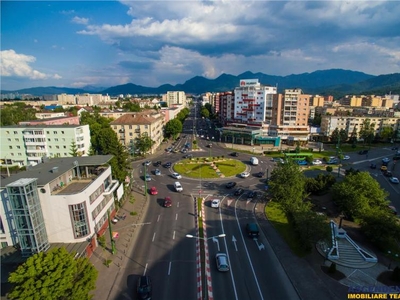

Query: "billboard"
left=239, top=79, right=259, bottom=87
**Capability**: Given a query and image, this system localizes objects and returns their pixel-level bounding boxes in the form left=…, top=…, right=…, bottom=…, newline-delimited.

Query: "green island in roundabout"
left=173, top=156, right=246, bottom=179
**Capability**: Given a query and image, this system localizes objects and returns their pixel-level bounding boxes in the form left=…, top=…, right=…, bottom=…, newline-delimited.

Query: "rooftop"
left=0, top=155, right=113, bottom=188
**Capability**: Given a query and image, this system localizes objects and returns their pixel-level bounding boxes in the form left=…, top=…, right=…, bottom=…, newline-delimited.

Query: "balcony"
left=134, top=129, right=141, bottom=133
left=242, top=107, right=253, bottom=111
left=243, top=98, right=255, bottom=102
left=103, top=180, right=119, bottom=195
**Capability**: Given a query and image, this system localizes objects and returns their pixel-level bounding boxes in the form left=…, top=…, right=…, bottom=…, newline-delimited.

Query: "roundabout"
left=173, top=156, right=246, bottom=179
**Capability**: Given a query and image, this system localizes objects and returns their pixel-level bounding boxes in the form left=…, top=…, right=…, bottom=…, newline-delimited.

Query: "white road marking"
left=143, top=263, right=148, bottom=276
left=152, top=232, right=156, bottom=242
left=157, top=215, right=160, bottom=222
left=175, top=213, right=178, bottom=220
left=227, top=199, right=233, bottom=206
left=177, top=202, right=180, bottom=208
left=168, top=261, right=172, bottom=275
left=173, top=231, right=176, bottom=240
left=232, top=235, right=238, bottom=251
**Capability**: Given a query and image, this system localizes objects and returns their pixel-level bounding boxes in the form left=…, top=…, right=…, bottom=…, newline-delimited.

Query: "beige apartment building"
left=320, top=115, right=399, bottom=140
left=341, top=95, right=394, bottom=108
left=110, top=112, right=164, bottom=154
left=270, top=89, right=310, bottom=142
left=162, top=91, right=186, bottom=107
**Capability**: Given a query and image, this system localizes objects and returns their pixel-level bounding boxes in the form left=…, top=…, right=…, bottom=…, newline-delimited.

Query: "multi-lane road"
left=111, top=103, right=399, bottom=299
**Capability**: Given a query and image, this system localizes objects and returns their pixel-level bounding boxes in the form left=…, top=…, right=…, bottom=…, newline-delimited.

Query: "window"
left=15, top=138, right=19, bottom=142
left=69, top=203, right=89, bottom=238
left=63, top=146, right=66, bottom=149
left=61, top=131, right=64, bottom=134
left=14, top=131, right=17, bottom=134
left=64, top=153, right=67, bottom=156
left=48, top=138, right=51, bottom=141
left=49, top=146, right=52, bottom=149
left=6, top=131, right=9, bottom=134
left=17, top=146, right=20, bottom=149
left=46, top=131, right=50, bottom=134
left=62, top=138, right=65, bottom=141
left=55, top=138, right=59, bottom=142
left=53, top=131, right=57, bottom=134
left=9, top=146, right=12, bottom=149
left=8, top=138, right=11, bottom=142
left=56, top=146, right=59, bottom=149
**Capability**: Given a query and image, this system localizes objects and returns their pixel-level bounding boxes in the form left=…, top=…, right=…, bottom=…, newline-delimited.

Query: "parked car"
left=389, top=177, right=399, bottom=184
left=154, top=169, right=161, bottom=176
left=343, top=155, right=350, bottom=160
left=392, top=147, right=399, bottom=151
left=149, top=186, right=158, bottom=195
left=234, top=188, right=244, bottom=196
left=154, top=161, right=162, bottom=167
left=172, top=172, right=182, bottom=179
left=225, top=182, right=237, bottom=189
left=137, top=276, right=152, bottom=300
left=297, top=160, right=307, bottom=166
left=370, top=163, right=377, bottom=169
left=174, top=182, right=183, bottom=192
left=163, top=196, right=172, bottom=208
left=327, top=159, right=338, bottom=165
left=207, top=143, right=212, bottom=148
left=358, top=150, right=368, bottom=155
left=247, top=191, right=257, bottom=199
left=211, top=199, right=220, bottom=208
left=215, top=253, right=230, bottom=272
left=145, top=174, right=151, bottom=181
left=164, top=162, right=172, bottom=168
left=143, top=160, right=152, bottom=166
left=240, top=172, right=250, bottom=178
left=313, top=159, right=323, bottom=165
left=231, top=152, right=239, bottom=157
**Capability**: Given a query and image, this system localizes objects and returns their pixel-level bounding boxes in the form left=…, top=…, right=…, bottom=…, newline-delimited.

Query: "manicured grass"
left=173, top=157, right=246, bottom=178
left=265, top=201, right=310, bottom=257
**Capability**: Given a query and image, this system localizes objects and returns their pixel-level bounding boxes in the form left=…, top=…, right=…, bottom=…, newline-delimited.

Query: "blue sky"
left=1, top=0, right=400, bottom=91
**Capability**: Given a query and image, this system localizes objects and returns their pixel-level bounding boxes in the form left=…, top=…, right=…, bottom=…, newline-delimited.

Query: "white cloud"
left=72, top=16, right=89, bottom=25
left=0, top=50, right=48, bottom=80
left=53, top=74, right=62, bottom=80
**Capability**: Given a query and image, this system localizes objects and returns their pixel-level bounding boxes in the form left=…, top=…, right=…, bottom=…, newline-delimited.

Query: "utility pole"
left=107, top=209, right=116, bottom=254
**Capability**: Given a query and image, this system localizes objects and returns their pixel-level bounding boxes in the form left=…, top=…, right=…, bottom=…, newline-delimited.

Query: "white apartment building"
left=233, top=79, right=277, bottom=125
left=1, top=124, right=91, bottom=167
left=0, top=156, right=123, bottom=257
left=320, top=115, right=399, bottom=139
left=163, top=91, right=186, bottom=107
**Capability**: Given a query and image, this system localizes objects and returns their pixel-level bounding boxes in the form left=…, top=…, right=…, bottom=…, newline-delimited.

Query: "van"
left=215, top=253, right=230, bottom=272
left=246, top=223, right=260, bottom=237
left=250, top=157, right=259, bottom=166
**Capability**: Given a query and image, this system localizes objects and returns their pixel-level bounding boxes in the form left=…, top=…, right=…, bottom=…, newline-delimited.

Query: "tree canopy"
left=164, top=118, right=183, bottom=138
left=7, top=247, right=98, bottom=300
left=134, top=133, right=155, bottom=155
left=0, top=103, right=37, bottom=126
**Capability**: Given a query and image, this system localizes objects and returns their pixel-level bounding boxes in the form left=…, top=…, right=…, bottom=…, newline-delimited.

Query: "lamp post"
left=186, top=233, right=226, bottom=300
left=107, top=209, right=116, bottom=255
left=387, top=251, right=399, bottom=270
left=144, top=163, right=148, bottom=197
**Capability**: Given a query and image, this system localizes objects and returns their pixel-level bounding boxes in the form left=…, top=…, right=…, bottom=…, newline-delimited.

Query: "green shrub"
left=98, top=235, right=106, bottom=248
left=326, top=166, right=333, bottom=172
left=130, top=211, right=137, bottom=216
left=104, top=259, right=112, bottom=267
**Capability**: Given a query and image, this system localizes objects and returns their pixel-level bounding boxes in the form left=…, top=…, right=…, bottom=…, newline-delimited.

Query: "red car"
left=150, top=187, right=158, bottom=195
left=163, top=197, right=172, bottom=208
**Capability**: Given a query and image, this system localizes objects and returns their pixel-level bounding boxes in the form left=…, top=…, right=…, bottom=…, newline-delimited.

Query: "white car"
left=145, top=174, right=151, bottom=182
left=343, top=155, right=350, bottom=160
left=240, top=172, right=250, bottom=178
left=313, top=159, right=323, bottom=165
left=172, top=172, right=182, bottom=179
left=389, top=177, right=399, bottom=184
left=211, top=199, right=220, bottom=208
left=174, top=181, right=183, bottom=192
left=155, top=169, right=161, bottom=176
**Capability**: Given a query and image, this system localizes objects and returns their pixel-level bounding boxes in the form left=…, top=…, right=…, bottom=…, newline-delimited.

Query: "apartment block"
left=1, top=124, right=91, bottom=167
left=320, top=115, right=399, bottom=139
left=19, top=116, right=80, bottom=126
left=162, top=91, right=186, bottom=107
left=110, top=112, right=164, bottom=154
left=218, top=92, right=234, bottom=125
left=0, top=155, right=123, bottom=257
left=232, top=79, right=277, bottom=126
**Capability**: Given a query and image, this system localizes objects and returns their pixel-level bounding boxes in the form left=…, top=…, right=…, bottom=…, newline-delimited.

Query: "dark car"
left=164, top=162, right=172, bottom=168
left=255, top=172, right=264, bottom=178
left=154, top=161, right=162, bottom=167
left=384, top=171, right=393, bottom=177
left=370, top=163, right=377, bottom=169
left=234, top=188, right=244, bottom=196
left=225, top=182, right=237, bottom=189
left=246, top=223, right=259, bottom=237
left=230, top=152, right=239, bottom=157
left=358, top=150, right=369, bottom=155
left=392, top=147, right=398, bottom=151
left=247, top=191, right=257, bottom=198
left=137, top=276, right=152, bottom=300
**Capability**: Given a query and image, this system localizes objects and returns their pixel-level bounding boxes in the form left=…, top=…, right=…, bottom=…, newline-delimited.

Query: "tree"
left=69, top=141, right=79, bottom=157
left=359, top=119, right=375, bottom=145
left=339, top=129, right=348, bottom=143
left=200, top=108, right=210, bottom=119
left=331, top=172, right=389, bottom=219
left=379, top=126, right=394, bottom=141
left=268, top=160, right=307, bottom=213
left=164, top=119, right=182, bottom=138
left=135, top=133, right=155, bottom=155
left=7, top=247, right=98, bottom=300
left=312, top=113, right=322, bottom=126
left=349, top=127, right=358, bottom=144
left=330, top=128, right=339, bottom=143
left=0, top=103, right=38, bottom=126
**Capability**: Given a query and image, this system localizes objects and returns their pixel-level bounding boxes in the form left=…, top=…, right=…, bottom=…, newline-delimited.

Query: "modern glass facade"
left=7, top=178, right=50, bottom=257
left=69, top=202, right=90, bottom=238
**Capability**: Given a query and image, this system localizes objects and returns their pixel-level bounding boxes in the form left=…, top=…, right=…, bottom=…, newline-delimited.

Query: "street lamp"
left=186, top=233, right=226, bottom=240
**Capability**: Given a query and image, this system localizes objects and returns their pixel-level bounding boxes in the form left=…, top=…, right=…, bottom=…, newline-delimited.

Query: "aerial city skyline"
left=1, top=1, right=400, bottom=91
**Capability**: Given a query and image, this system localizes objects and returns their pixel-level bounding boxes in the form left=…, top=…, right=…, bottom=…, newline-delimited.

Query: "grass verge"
left=173, top=158, right=246, bottom=178
left=265, top=201, right=309, bottom=257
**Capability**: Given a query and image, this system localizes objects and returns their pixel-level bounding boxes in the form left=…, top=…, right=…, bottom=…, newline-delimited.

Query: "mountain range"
left=2, top=69, right=400, bottom=99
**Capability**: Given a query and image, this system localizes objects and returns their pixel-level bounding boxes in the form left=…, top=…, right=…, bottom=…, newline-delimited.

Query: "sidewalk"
left=90, top=143, right=171, bottom=299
